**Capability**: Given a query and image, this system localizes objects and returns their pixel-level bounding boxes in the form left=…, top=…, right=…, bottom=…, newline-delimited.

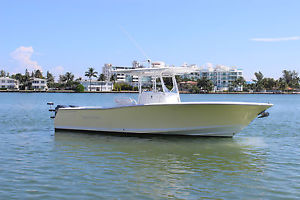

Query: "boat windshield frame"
left=113, top=66, right=197, bottom=95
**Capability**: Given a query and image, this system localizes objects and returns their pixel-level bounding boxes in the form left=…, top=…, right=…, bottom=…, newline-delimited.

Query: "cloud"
left=10, top=46, right=42, bottom=71
left=251, top=36, right=300, bottom=42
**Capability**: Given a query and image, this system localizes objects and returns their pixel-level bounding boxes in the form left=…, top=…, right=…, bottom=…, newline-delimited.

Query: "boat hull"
left=54, top=102, right=272, bottom=137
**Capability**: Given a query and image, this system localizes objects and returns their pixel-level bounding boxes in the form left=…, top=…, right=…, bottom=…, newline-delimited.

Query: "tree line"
left=233, top=70, right=299, bottom=92
left=176, top=70, right=300, bottom=93
left=1, top=68, right=299, bottom=92
left=0, top=67, right=107, bottom=91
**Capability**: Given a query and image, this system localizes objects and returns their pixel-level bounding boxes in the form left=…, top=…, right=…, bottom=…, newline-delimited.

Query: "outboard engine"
left=258, top=111, right=270, bottom=118
left=47, top=102, right=56, bottom=119
left=47, top=102, right=78, bottom=119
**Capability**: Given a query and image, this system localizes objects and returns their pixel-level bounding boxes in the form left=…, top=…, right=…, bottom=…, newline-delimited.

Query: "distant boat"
left=50, top=64, right=272, bottom=137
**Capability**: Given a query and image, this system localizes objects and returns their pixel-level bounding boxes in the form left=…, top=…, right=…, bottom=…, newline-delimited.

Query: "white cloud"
left=10, top=46, right=42, bottom=71
left=251, top=36, right=300, bottom=42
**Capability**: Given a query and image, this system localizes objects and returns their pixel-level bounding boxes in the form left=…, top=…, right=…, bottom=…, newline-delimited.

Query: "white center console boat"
left=50, top=65, right=272, bottom=137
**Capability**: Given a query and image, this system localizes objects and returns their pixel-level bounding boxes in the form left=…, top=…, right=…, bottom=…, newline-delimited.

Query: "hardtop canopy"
left=112, top=66, right=198, bottom=77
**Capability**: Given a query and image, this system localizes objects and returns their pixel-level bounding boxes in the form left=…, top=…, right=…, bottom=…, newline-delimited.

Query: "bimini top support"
left=113, top=66, right=197, bottom=104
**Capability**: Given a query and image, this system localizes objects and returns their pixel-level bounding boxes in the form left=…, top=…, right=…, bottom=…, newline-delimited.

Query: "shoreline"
left=0, top=90, right=138, bottom=93
left=0, top=90, right=299, bottom=94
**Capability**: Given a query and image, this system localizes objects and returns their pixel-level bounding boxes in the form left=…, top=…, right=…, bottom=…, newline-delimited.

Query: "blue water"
left=0, top=93, right=299, bottom=199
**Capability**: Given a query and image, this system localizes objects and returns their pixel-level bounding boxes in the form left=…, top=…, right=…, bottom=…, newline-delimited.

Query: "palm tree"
left=59, top=72, right=75, bottom=89
left=34, top=69, right=43, bottom=78
left=231, top=77, right=246, bottom=91
left=23, top=69, right=31, bottom=90
left=97, top=74, right=106, bottom=91
left=0, top=70, right=6, bottom=77
left=98, top=73, right=106, bottom=81
left=85, top=68, right=98, bottom=91
left=46, top=71, right=54, bottom=82
left=197, top=77, right=214, bottom=92
left=282, top=70, right=300, bottom=89
left=64, top=72, right=74, bottom=82
left=253, top=71, right=264, bottom=91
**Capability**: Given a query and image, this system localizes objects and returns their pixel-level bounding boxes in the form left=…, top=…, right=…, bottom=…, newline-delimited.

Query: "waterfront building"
left=80, top=80, right=113, bottom=91
left=0, top=77, right=19, bottom=90
left=103, top=63, right=135, bottom=83
left=103, top=61, right=243, bottom=91
left=102, top=61, right=164, bottom=86
left=202, top=65, right=243, bottom=91
left=184, top=65, right=244, bottom=91
left=31, top=78, right=48, bottom=90
left=102, top=61, right=145, bottom=85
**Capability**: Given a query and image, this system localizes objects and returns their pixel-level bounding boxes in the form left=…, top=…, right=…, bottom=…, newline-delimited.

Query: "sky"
left=0, top=0, right=300, bottom=80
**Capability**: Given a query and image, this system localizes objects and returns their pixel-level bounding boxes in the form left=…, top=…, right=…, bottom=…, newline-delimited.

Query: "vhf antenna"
left=119, top=25, right=151, bottom=67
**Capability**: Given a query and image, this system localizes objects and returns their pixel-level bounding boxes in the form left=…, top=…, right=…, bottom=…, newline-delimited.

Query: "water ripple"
left=0, top=93, right=300, bottom=199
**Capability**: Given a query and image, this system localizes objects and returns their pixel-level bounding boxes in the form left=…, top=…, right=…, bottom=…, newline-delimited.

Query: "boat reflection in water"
left=54, top=131, right=267, bottom=198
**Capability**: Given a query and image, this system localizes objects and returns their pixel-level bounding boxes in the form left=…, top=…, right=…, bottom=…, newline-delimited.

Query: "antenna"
left=119, top=26, right=150, bottom=62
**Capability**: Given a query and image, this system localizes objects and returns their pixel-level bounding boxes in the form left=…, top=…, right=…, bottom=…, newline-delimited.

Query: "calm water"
left=0, top=93, right=299, bottom=199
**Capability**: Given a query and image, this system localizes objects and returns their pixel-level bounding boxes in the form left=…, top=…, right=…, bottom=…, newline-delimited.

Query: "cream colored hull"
left=54, top=102, right=272, bottom=137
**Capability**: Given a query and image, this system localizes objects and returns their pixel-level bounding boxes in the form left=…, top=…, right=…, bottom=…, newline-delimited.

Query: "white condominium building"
left=103, top=61, right=244, bottom=91
left=31, top=78, right=48, bottom=90
left=185, top=65, right=244, bottom=91
left=201, top=65, right=243, bottom=91
left=0, top=77, right=19, bottom=90
left=103, top=63, right=138, bottom=83
left=80, top=80, right=113, bottom=92
left=102, top=61, right=161, bottom=85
